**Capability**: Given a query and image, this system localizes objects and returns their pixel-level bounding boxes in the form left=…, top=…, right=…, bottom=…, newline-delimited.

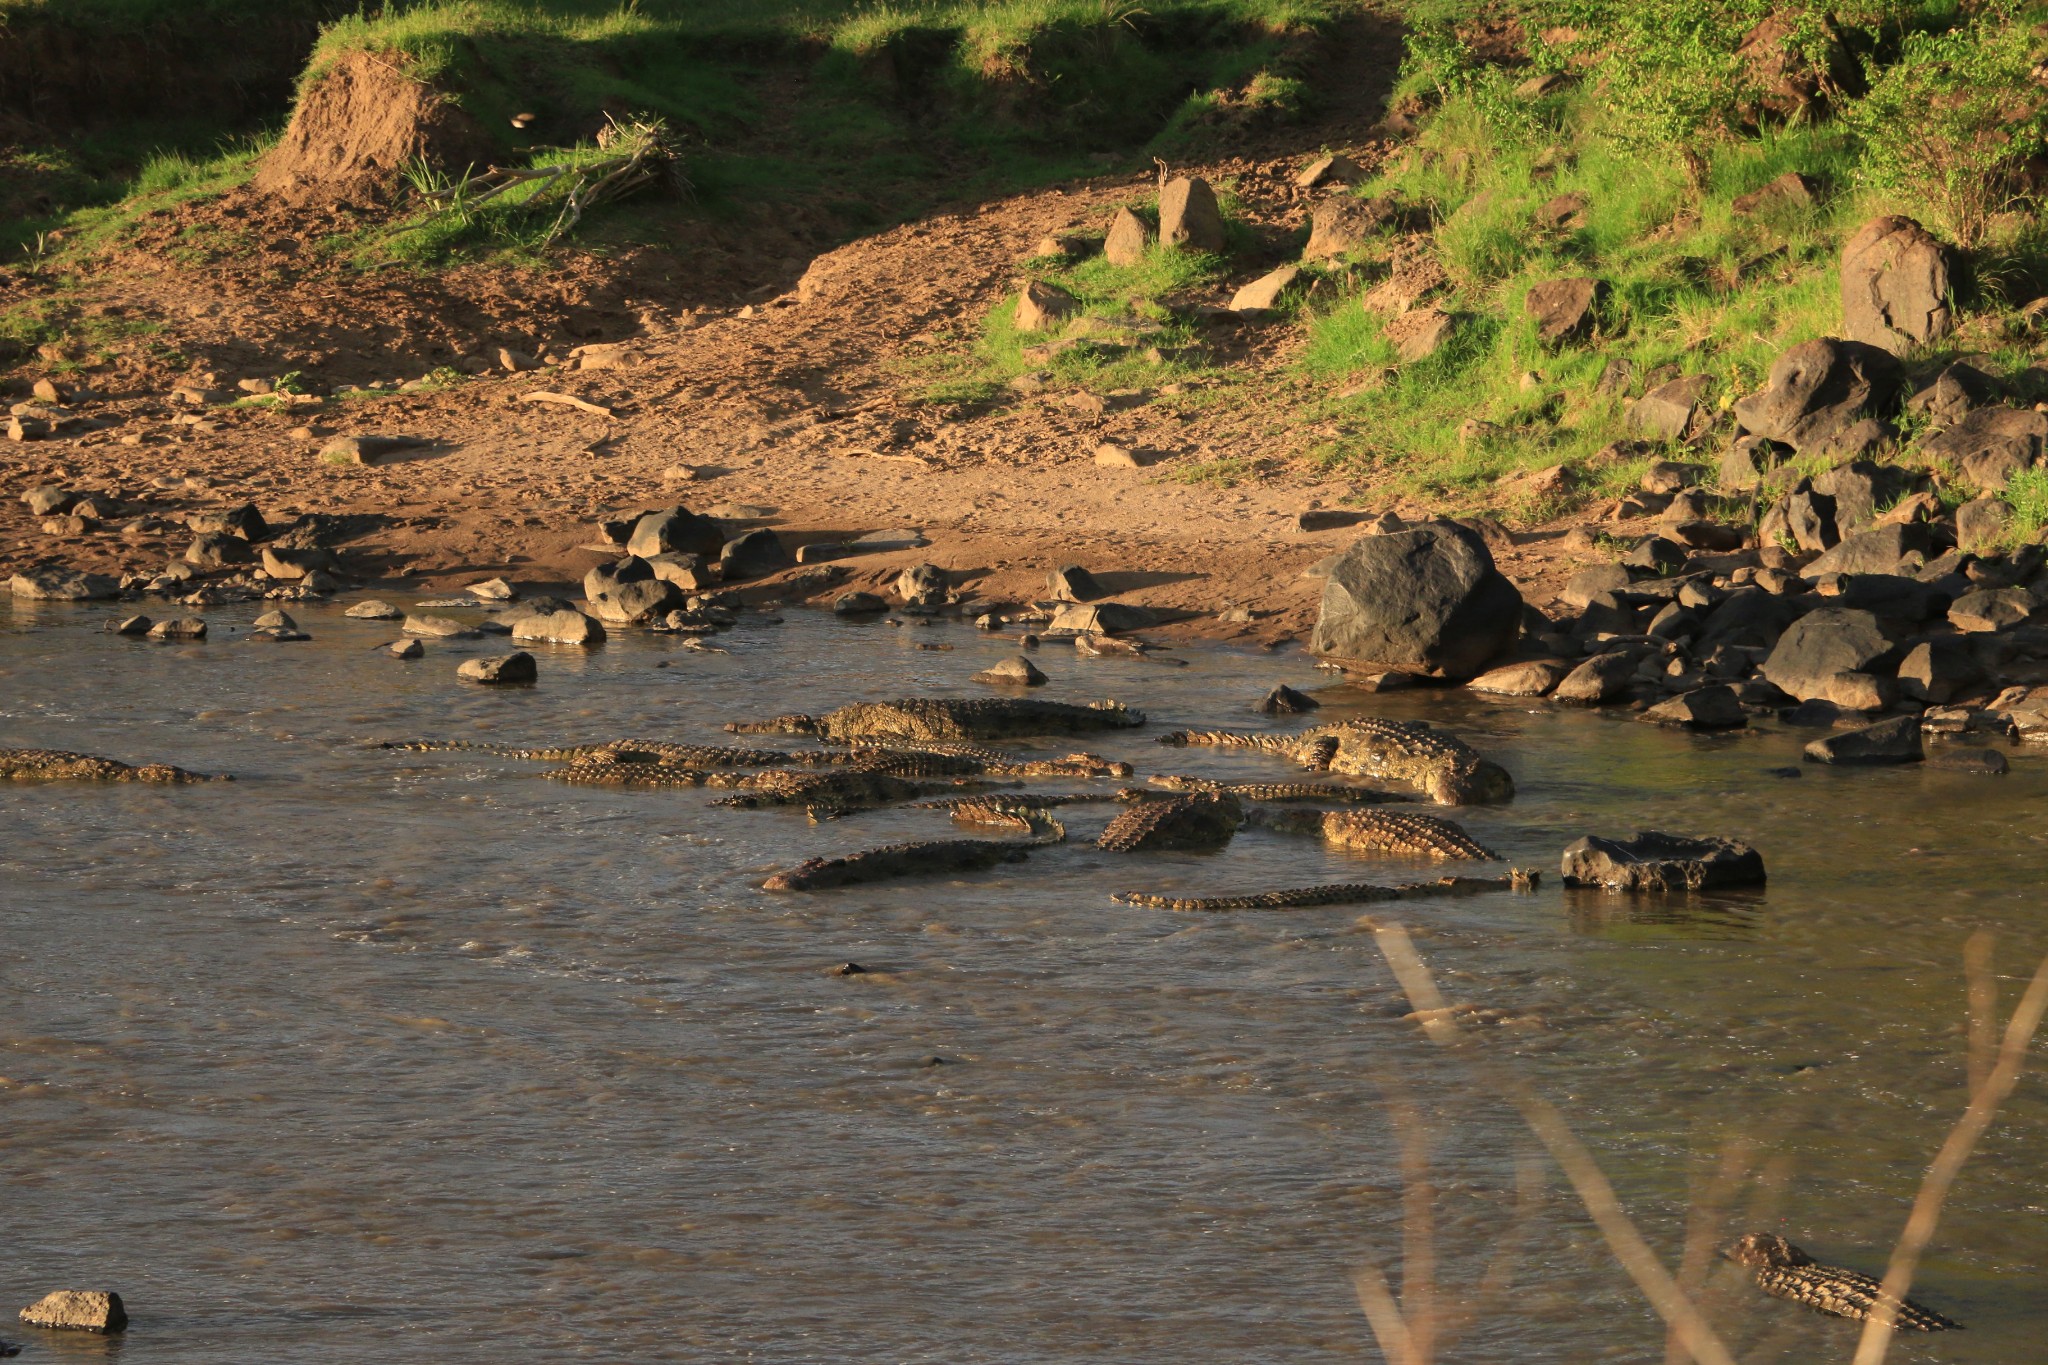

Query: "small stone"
left=468, top=577, right=517, bottom=602
left=1295, top=153, right=1363, bottom=189
left=828, top=961, right=869, bottom=977
left=833, top=591, right=888, bottom=616
left=403, top=614, right=481, bottom=639
left=1803, top=714, right=1923, bottom=765
left=1643, top=685, right=1747, bottom=729
left=972, top=655, right=1047, bottom=686
left=22, top=485, right=74, bottom=515
left=147, top=616, right=207, bottom=640
left=458, top=651, right=538, bottom=685
left=345, top=599, right=403, bottom=620
left=1093, top=442, right=1147, bottom=468
left=1047, top=565, right=1103, bottom=602
left=18, top=1290, right=126, bottom=1334
left=252, top=609, right=299, bottom=631
left=319, top=434, right=425, bottom=465
left=1257, top=684, right=1320, bottom=714
left=389, top=639, right=424, bottom=659
left=109, top=614, right=152, bottom=636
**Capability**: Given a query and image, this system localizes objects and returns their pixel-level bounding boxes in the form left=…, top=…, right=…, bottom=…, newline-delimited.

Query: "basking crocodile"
left=0, top=748, right=219, bottom=783
left=1113, top=874, right=1516, bottom=911
left=942, top=797, right=1086, bottom=831
left=385, top=738, right=841, bottom=767
left=763, top=807, right=1066, bottom=890
left=1159, top=718, right=1513, bottom=805
left=1147, top=775, right=1406, bottom=803
left=910, top=792, right=1112, bottom=814
left=543, top=752, right=751, bottom=789
left=729, top=697, right=1144, bottom=742
left=712, top=768, right=998, bottom=813
left=854, top=739, right=1135, bottom=779
left=1724, top=1234, right=1961, bottom=1332
left=1251, top=808, right=1499, bottom=860
left=1097, top=792, right=1244, bottom=852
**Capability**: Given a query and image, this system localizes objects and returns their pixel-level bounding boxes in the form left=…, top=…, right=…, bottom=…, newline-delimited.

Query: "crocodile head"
left=1431, top=758, right=1516, bottom=805
left=1724, top=1233, right=1813, bottom=1269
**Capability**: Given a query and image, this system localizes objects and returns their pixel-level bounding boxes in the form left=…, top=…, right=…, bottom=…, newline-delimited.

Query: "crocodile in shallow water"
left=712, top=768, right=1000, bottom=814
left=1113, top=874, right=1516, bottom=911
left=763, top=807, right=1066, bottom=890
left=1096, top=792, right=1244, bottom=852
left=1250, top=807, right=1499, bottom=860
left=1146, top=775, right=1407, bottom=803
left=384, top=738, right=840, bottom=767
left=1159, top=718, right=1513, bottom=805
left=729, top=697, right=1144, bottom=742
left=0, top=748, right=220, bottom=783
left=853, top=739, right=1135, bottom=779
left=1724, top=1234, right=1961, bottom=1332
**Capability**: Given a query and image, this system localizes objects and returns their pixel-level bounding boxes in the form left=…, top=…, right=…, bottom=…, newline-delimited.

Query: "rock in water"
left=1310, top=521, right=1523, bottom=678
left=1841, top=216, right=1951, bottom=354
left=1561, top=831, right=1766, bottom=891
left=1760, top=608, right=1896, bottom=707
left=626, top=505, right=724, bottom=560
left=1257, top=684, right=1319, bottom=714
left=1643, top=685, right=1747, bottom=729
left=345, top=599, right=403, bottom=620
left=1468, top=658, right=1568, bottom=697
left=972, top=655, right=1047, bottom=687
left=895, top=563, right=948, bottom=609
left=457, top=652, right=538, bottom=685
left=1158, top=176, right=1224, bottom=251
left=510, top=608, right=606, bottom=646
left=1804, top=714, right=1923, bottom=765
left=18, top=1290, right=126, bottom=1333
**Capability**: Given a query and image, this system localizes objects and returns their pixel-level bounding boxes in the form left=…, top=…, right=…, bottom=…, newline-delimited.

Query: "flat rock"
left=1303, top=193, right=1393, bottom=259
left=1230, top=265, right=1301, bottom=315
left=10, top=569, right=118, bottom=600
left=1385, top=306, right=1456, bottom=362
left=18, top=1290, right=126, bottom=1334
left=510, top=608, right=606, bottom=646
left=1468, top=657, right=1569, bottom=697
left=320, top=434, right=425, bottom=465
left=1561, top=831, right=1766, bottom=891
left=845, top=529, right=929, bottom=552
left=1949, top=587, right=2033, bottom=633
left=458, top=651, right=537, bottom=685
left=1295, top=153, right=1363, bottom=188
left=1049, top=601, right=1154, bottom=634
left=1803, top=714, right=1923, bottom=764
left=972, top=655, right=1047, bottom=687
left=345, top=599, right=403, bottom=619
left=1922, top=406, right=2048, bottom=491
left=403, top=614, right=481, bottom=639
left=1643, top=685, right=1747, bottom=729
left=1732, top=170, right=1816, bottom=216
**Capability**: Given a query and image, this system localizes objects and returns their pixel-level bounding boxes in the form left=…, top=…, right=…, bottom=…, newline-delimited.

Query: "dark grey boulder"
left=1897, top=638, right=1985, bottom=704
left=1622, top=536, right=1688, bottom=575
left=1956, top=497, right=2011, bottom=553
left=1561, top=563, right=1636, bottom=610
left=1820, top=573, right=1949, bottom=623
left=1719, top=435, right=1786, bottom=490
left=1525, top=277, right=1599, bottom=345
left=1949, top=587, right=2033, bottom=633
left=1310, top=521, right=1524, bottom=678
left=1761, top=608, right=1898, bottom=704
left=1841, top=216, right=1952, bottom=354
left=718, top=528, right=791, bottom=579
left=1811, top=460, right=1915, bottom=534
left=1908, top=361, right=2003, bottom=427
left=458, top=651, right=538, bottom=685
left=1572, top=590, right=1647, bottom=640
left=1048, top=565, right=1104, bottom=602
left=833, top=591, right=888, bottom=615
left=1803, top=714, right=1922, bottom=764
left=188, top=502, right=267, bottom=541
left=1561, top=831, right=1766, bottom=891
left=1553, top=649, right=1641, bottom=705
left=1732, top=337, right=1901, bottom=453
left=1804, top=523, right=1931, bottom=578
left=1631, top=374, right=1710, bottom=440
left=625, top=505, right=724, bottom=560
left=1643, top=685, right=1747, bottom=729
left=185, top=531, right=253, bottom=569
left=1922, top=406, right=2048, bottom=491
left=1257, top=684, right=1320, bottom=714
left=588, top=578, right=683, bottom=625
left=584, top=557, right=653, bottom=601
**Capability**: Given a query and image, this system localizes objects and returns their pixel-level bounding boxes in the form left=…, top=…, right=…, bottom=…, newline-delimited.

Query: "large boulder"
left=1841, top=217, right=1952, bottom=354
left=1732, top=337, right=1901, bottom=453
left=1761, top=607, right=1898, bottom=704
left=588, top=578, right=683, bottom=625
left=1561, top=831, right=1766, bottom=891
left=1922, top=406, right=2048, bottom=491
left=626, top=505, right=723, bottom=561
left=1158, top=176, right=1225, bottom=252
left=1803, top=522, right=1932, bottom=577
left=1804, top=714, right=1923, bottom=765
left=10, top=569, right=118, bottom=600
left=1310, top=521, right=1524, bottom=678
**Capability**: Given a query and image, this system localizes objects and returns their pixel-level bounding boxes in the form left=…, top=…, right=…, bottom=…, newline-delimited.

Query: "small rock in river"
left=389, top=639, right=424, bottom=659
left=457, top=651, right=537, bottom=685
left=108, top=614, right=152, bottom=636
left=973, top=655, right=1047, bottom=687
left=346, top=599, right=403, bottom=620
left=18, top=1289, right=127, bottom=1334
left=1257, top=685, right=1321, bottom=714
left=147, top=616, right=207, bottom=640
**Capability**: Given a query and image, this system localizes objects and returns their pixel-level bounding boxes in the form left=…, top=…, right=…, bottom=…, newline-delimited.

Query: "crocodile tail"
left=726, top=714, right=820, bottom=736
left=381, top=739, right=485, bottom=752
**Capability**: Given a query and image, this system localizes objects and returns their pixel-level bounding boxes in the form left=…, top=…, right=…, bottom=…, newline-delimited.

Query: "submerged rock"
left=1561, top=831, right=1766, bottom=891
left=1257, top=684, right=1320, bottom=714
left=1803, top=714, right=1922, bottom=765
left=18, top=1290, right=126, bottom=1334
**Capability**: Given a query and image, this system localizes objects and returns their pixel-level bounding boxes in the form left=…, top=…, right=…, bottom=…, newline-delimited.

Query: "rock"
left=1303, top=194, right=1390, bottom=259
left=1781, top=486, right=1839, bottom=554
left=1926, top=747, right=2008, bottom=774
left=794, top=542, right=845, bottom=564
left=320, top=434, right=424, bottom=465
left=1672, top=520, right=1745, bottom=552
left=1469, top=657, right=1569, bottom=696
left=1363, top=253, right=1448, bottom=313
left=189, top=502, right=267, bottom=540
left=1640, top=460, right=1704, bottom=495
left=1560, top=564, right=1635, bottom=611
left=1631, top=375, right=1710, bottom=440
left=1230, top=265, right=1301, bottom=315
left=1732, top=170, right=1816, bottom=216
left=1841, top=217, right=1952, bottom=354
left=833, top=590, right=888, bottom=615
left=1956, top=497, right=2011, bottom=553
left=1922, top=406, right=2048, bottom=491
left=10, top=569, right=118, bottom=600
left=145, top=615, right=207, bottom=641
left=1761, top=608, right=1897, bottom=705
left=1103, top=207, right=1150, bottom=266
left=1553, top=650, right=1640, bottom=705
left=1804, top=714, right=1923, bottom=764
left=1093, top=442, right=1150, bottom=468
left=345, top=599, right=403, bottom=619
left=468, top=577, right=517, bottom=602
left=626, top=505, right=724, bottom=560
left=261, top=546, right=333, bottom=581
left=718, top=528, right=791, bottom=579
left=109, top=614, right=152, bottom=636
left=1622, top=536, right=1688, bottom=575
left=1049, top=601, right=1155, bottom=634
left=1812, top=459, right=1915, bottom=534
left=253, top=609, right=298, bottom=631
left=22, top=485, right=74, bottom=516
left=1643, top=685, right=1747, bottom=729
left=1908, top=361, right=2004, bottom=427
left=1295, top=153, right=1363, bottom=188
left=1534, top=191, right=1588, bottom=229
left=1385, top=306, right=1456, bottom=362
left=1047, top=565, right=1103, bottom=602
left=1310, top=521, right=1523, bottom=678
left=1949, top=587, right=2033, bottom=633
left=1573, top=589, right=1646, bottom=639
left=1733, top=338, right=1902, bottom=454
left=388, top=638, right=424, bottom=659
left=1719, top=436, right=1784, bottom=490
left=973, top=655, right=1046, bottom=687
left=1158, top=176, right=1225, bottom=251
left=403, top=613, right=481, bottom=639
left=1524, top=278, right=1599, bottom=346
left=895, top=563, right=948, bottom=609
left=1805, top=523, right=1931, bottom=578
left=1561, top=831, right=1766, bottom=891
left=1898, top=638, right=1985, bottom=704
left=1015, top=280, right=1077, bottom=332
left=510, top=608, right=606, bottom=645
left=458, top=651, right=537, bottom=685
left=1257, top=684, right=1320, bottom=713
left=17, top=1291, right=126, bottom=1334
left=185, top=531, right=253, bottom=569
left=588, top=578, right=683, bottom=625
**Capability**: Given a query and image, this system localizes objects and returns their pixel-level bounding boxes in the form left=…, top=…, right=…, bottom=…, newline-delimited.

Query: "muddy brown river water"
left=2, top=597, right=2044, bottom=1362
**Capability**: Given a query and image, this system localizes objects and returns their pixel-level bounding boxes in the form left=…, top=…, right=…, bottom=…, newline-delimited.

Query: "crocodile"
left=853, top=739, right=1135, bottom=779
left=763, top=808, right=1066, bottom=890
left=0, top=747, right=219, bottom=783
left=941, top=797, right=1086, bottom=831
left=1159, top=718, right=1513, bottom=806
left=384, top=738, right=842, bottom=767
left=910, top=792, right=1113, bottom=814
left=543, top=752, right=750, bottom=789
left=1251, top=808, right=1499, bottom=860
left=728, top=697, right=1145, bottom=742
left=1096, top=792, right=1245, bottom=852
left=1113, top=874, right=1516, bottom=911
left=711, top=768, right=998, bottom=813
left=1724, top=1234, right=1962, bottom=1332
left=1146, top=775, right=1407, bottom=803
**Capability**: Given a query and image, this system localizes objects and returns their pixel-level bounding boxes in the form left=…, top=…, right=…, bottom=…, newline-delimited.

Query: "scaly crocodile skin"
left=1725, top=1234, right=1961, bottom=1332
left=1147, top=775, right=1406, bottom=803
left=1096, top=792, right=1244, bottom=852
left=1253, top=808, right=1499, bottom=860
left=1159, top=718, right=1513, bottom=806
left=1113, top=874, right=1515, bottom=911
left=763, top=808, right=1066, bottom=890
left=854, top=740, right=1136, bottom=779
left=384, top=738, right=837, bottom=767
left=728, top=697, right=1145, bottom=742
left=712, top=769, right=997, bottom=812
left=0, top=748, right=217, bottom=783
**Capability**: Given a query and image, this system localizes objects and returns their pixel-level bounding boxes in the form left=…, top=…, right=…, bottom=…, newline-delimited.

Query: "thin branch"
left=1351, top=1262, right=1419, bottom=1365
left=1850, top=949, right=2048, bottom=1363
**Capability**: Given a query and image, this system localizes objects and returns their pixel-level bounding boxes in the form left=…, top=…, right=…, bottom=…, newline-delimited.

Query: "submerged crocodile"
left=853, top=739, right=1135, bottom=779
left=543, top=752, right=752, bottom=789
left=729, top=697, right=1144, bottom=742
left=1724, top=1234, right=1962, bottom=1332
left=1252, top=808, right=1499, bottom=860
left=385, top=738, right=840, bottom=767
left=711, top=768, right=997, bottom=813
left=1097, top=792, right=1244, bottom=852
left=1147, top=775, right=1406, bottom=803
left=1114, top=874, right=1517, bottom=911
left=763, top=807, right=1066, bottom=890
left=0, top=748, right=219, bottom=784
left=1160, top=718, right=1513, bottom=805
